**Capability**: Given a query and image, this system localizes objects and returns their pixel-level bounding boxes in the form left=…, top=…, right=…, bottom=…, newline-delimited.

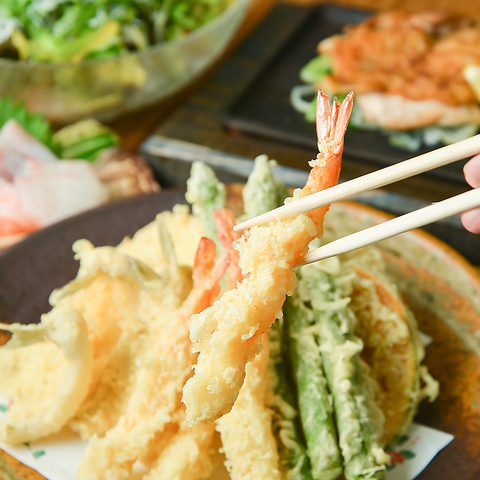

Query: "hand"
left=461, top=154, right=480, bottom=234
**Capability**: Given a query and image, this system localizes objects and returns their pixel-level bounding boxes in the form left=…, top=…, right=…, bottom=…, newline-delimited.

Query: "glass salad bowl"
left=0, top=0, right=249, bottom=124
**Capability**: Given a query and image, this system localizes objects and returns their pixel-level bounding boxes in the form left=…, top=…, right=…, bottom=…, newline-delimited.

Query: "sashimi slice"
left=0, top=120, right=57, bottom=181
left=0, top=120, right=109, bottom=238
left=0, top=178, right=41, bottom=236
left=14, top=160, right=109, bottom=227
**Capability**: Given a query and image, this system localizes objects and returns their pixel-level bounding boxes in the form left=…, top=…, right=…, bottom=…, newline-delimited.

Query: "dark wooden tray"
left=224, top=3, right=469, bottom=184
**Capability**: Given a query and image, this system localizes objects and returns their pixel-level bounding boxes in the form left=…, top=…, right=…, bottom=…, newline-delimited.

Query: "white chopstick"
left=234, top=133, right=480, bottom=232
left=296, top=188, right=480, bottom=267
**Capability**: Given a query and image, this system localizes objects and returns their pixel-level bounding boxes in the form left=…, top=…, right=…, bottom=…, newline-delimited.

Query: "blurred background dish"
left=0, top=0, right=250, bottom=124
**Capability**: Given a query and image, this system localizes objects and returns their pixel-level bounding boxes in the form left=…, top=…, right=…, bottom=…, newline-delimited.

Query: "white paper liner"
left=0, top=393, right=453, bottom=480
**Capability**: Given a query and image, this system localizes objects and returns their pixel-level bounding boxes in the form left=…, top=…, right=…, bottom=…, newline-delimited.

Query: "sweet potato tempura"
left=183, top=91, right=354, bottom=426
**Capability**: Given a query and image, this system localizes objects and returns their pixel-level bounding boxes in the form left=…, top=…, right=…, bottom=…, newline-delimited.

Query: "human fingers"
left=464, top=154, right=480, bottom=188
left=461, top=207, right=480, bottom=234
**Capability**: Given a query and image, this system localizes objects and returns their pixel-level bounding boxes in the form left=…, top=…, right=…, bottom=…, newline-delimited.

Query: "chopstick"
left=233, top=133, right=480, bottom=232
left=296, top=188, right=480, bottom=267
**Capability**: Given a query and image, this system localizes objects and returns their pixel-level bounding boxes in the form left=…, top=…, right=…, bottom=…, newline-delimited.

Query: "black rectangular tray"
left=223, top=3, right=469, bottom=184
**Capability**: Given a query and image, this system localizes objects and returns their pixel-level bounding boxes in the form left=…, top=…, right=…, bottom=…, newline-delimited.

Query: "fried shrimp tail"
left=303, top=91, right=354, bottom=234
left=182, top=91, right=354, bottom=426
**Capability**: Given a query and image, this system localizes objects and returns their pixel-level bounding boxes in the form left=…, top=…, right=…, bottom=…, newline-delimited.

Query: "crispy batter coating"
left=318, top=10, right=480, bottom=106
left=343, top=247, right=438, bottom=447
left=71, top=221, right=226, bottom=480
left=0, top=206, right=221, bottom=479
left=52, top=239, right=191, bottom=441
left=183, top=92, right=354, bottom=426
left=0, top=306, right=92, bottom=445
left=216, top=336, right=281, bottom=480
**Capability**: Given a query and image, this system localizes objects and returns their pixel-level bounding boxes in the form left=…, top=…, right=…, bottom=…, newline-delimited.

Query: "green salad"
left=0, top=0, right=233, bottom=63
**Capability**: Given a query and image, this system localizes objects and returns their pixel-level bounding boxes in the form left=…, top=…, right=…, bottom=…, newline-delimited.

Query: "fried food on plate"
left=0, top=306, right=92, bottom=445
left=0, top=92, right=438, bottom=480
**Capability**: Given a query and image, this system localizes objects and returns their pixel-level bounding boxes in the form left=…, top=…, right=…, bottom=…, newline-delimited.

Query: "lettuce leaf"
left=0, top=96, right=57, bottom=152
left=300, top=54, right=332, bottom=85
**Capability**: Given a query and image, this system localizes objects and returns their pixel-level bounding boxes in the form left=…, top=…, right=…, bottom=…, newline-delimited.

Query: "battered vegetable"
left=241, top=154, right=290, bottom=220
left=299, top=261, right=388, bottom=480
left=283, top=289, right=342, bottom=480
left=0, top=306, right=93, bottom=445
left=186, top=161, right=227, bottom=247
left=267, top=320, right=313, bottom=480
left=342, top=247, right=438, bottom=447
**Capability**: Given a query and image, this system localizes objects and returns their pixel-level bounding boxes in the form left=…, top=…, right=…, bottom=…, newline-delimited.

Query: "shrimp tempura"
left=183, top=91, right=354, bottom=425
